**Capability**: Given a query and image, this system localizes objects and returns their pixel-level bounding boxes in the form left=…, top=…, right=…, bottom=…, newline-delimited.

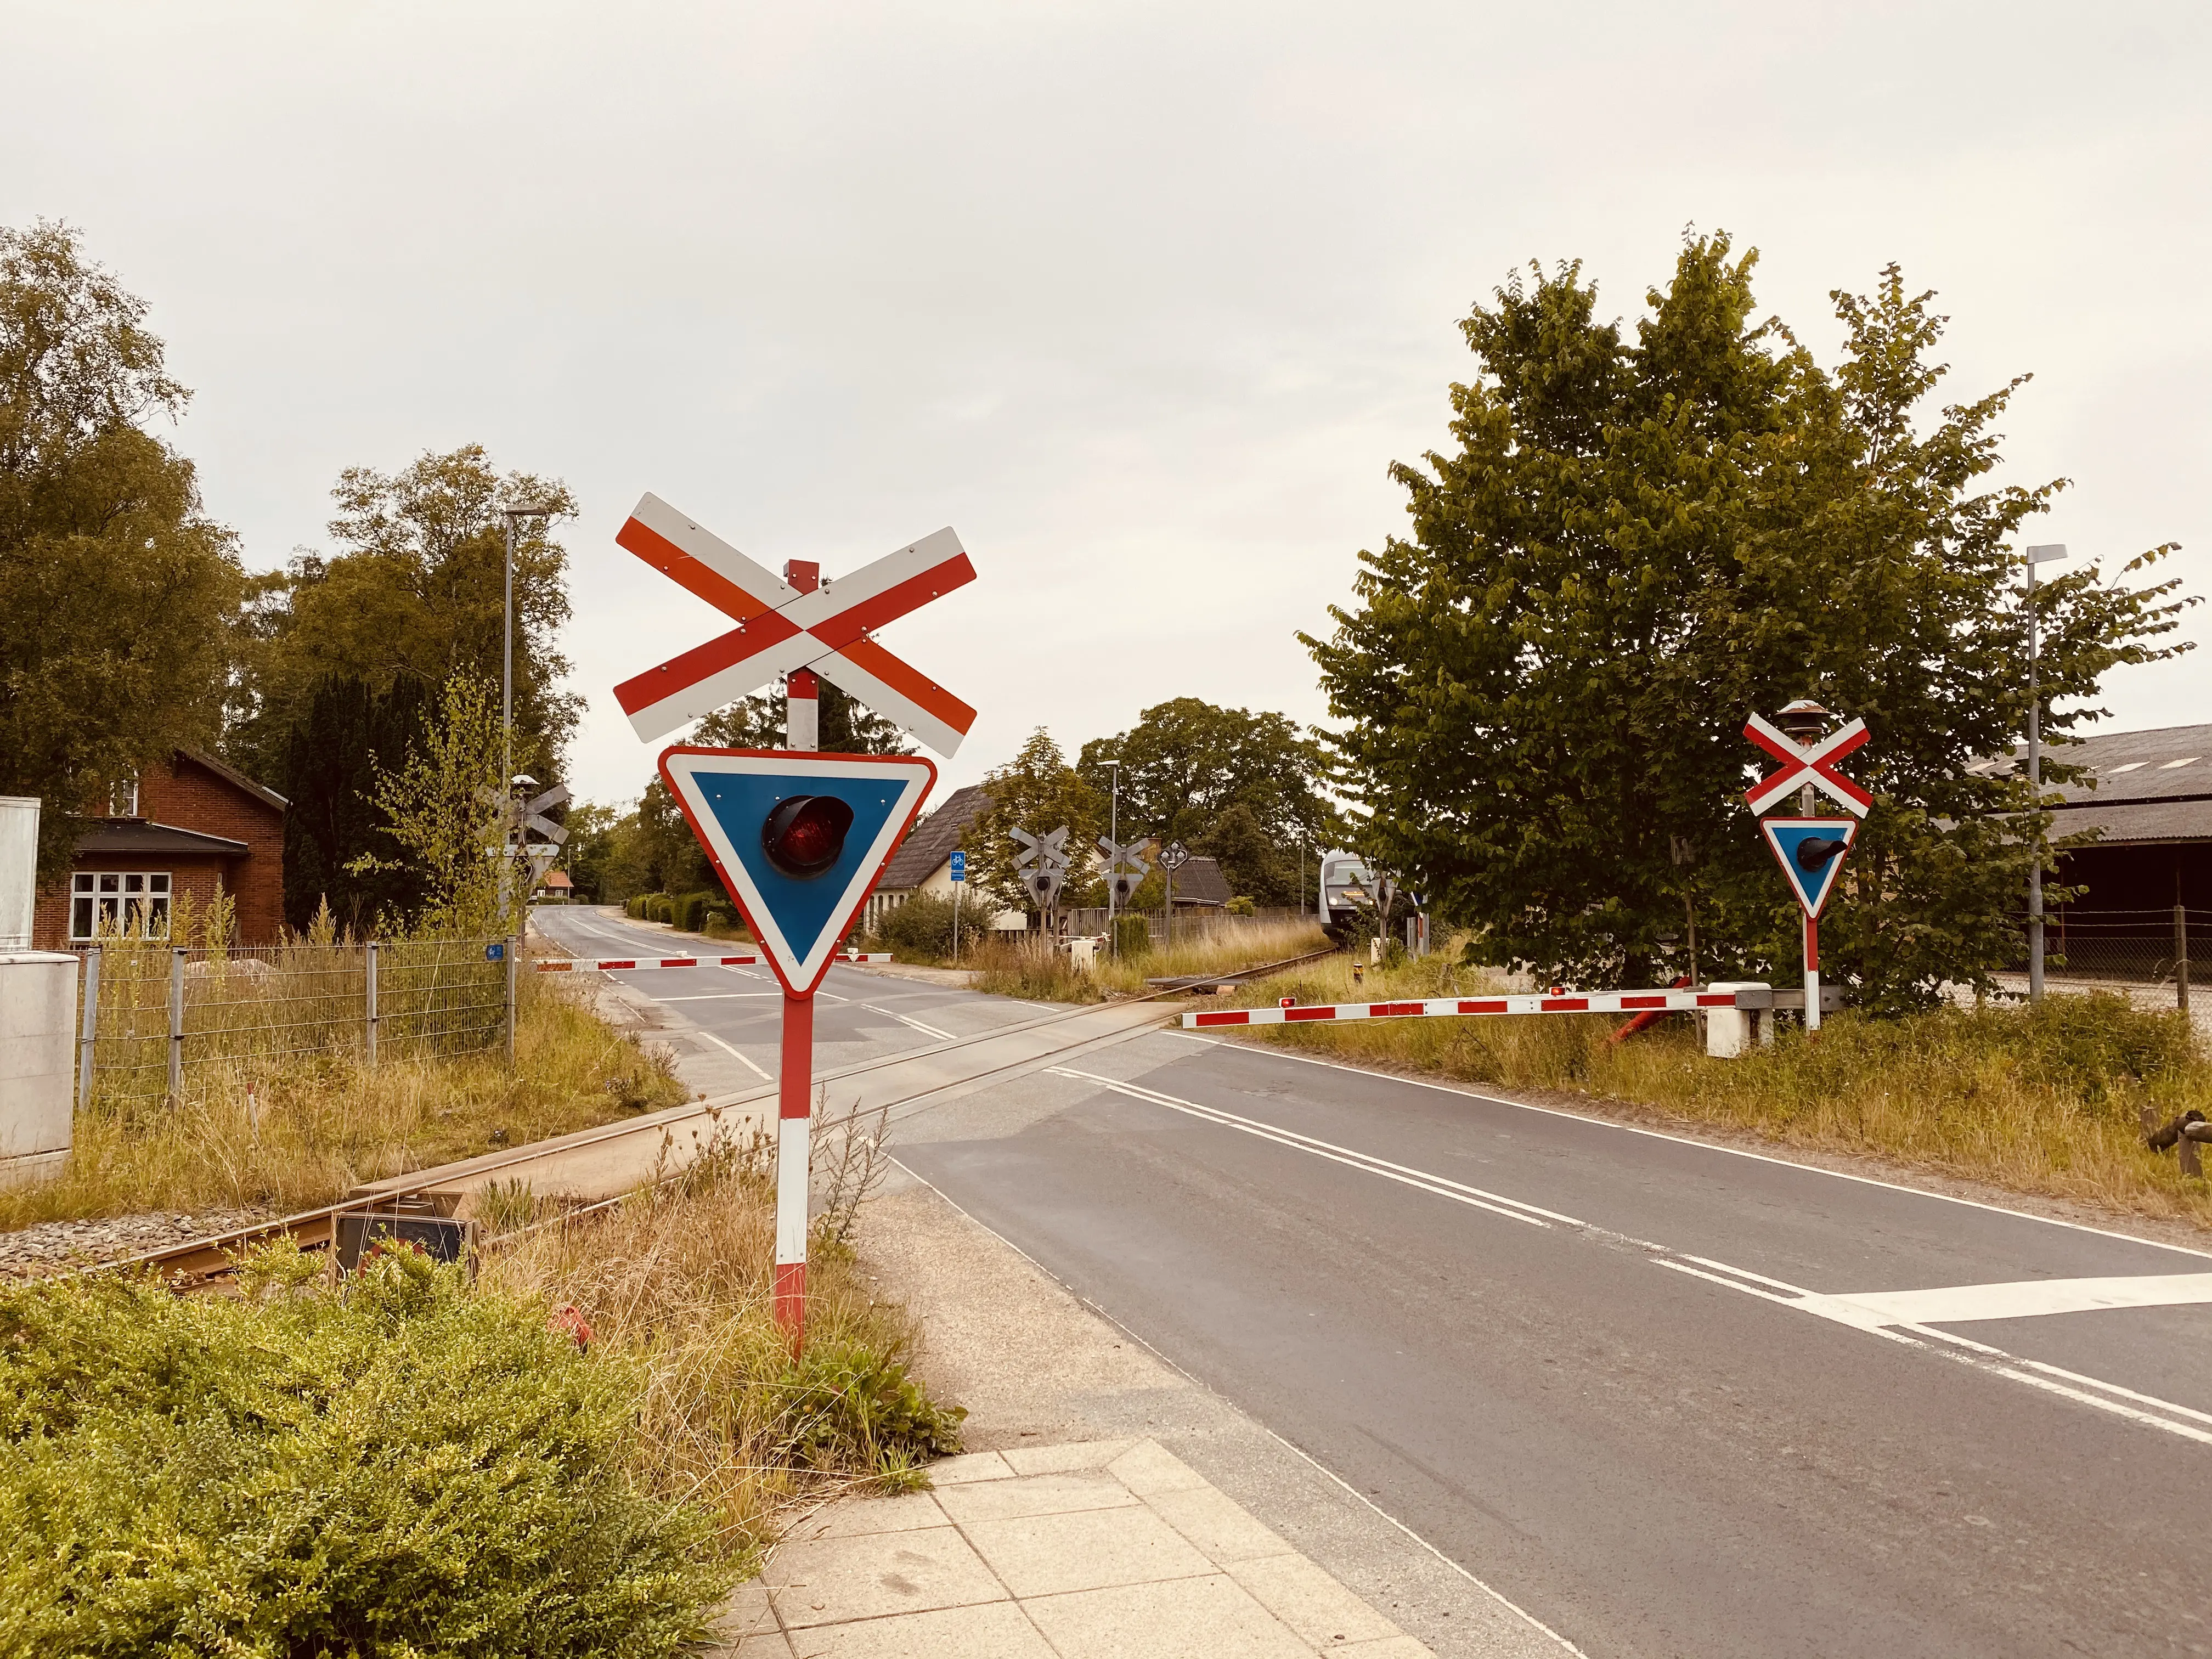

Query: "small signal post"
left=1744, top=701, right=1870, bottom=1031
left=613, top=494, right=974, bottom=1345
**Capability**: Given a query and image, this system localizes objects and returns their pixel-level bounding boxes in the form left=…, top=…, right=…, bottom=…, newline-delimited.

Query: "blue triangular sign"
left=661, top=747, right=936, bottom=996
left=1759, top=816, right=1858, bottom=918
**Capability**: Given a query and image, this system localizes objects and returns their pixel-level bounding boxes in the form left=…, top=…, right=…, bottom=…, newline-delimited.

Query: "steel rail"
left=90, top=941, right=1341, bottom=1286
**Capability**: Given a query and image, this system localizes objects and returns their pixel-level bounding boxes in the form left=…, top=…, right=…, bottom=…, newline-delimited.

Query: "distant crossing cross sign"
left=612, top=493, right=978, bottom=755
left=1743, top=712, right=1872, bottom=818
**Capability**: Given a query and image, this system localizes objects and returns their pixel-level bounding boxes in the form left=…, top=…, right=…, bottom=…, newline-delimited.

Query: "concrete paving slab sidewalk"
left=715, top=1437, right=1436, bottom=1657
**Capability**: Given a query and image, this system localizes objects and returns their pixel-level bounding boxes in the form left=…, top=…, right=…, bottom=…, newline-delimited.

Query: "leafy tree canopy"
left=228, top=446, right=580, bottom=787
left=0, top=222, right=244, bottom=881
left=1306, top=234, right=2191, bottom=1011
left=962, top=728, right=1101, bottom=917
left=691, top=682, right=913, bottom=755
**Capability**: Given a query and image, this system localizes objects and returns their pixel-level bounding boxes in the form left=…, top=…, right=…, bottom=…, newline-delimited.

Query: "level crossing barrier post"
left=365, top=940, right=379, bottom=1069
left=168, top=946, right=187, bottom=1103
left=2177, top=905, right=2191, bottom=1014
left=1803, top=916, right=1821, bottom=1034
left=776, top=991, right=814, bottom=1333
left=505, top=934, right=518, bottom=1065
left=76, top=945, right=100, bottom=1110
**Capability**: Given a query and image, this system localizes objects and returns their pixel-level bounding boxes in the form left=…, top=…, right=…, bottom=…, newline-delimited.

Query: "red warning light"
left=762, top=794, right=855, bottom=878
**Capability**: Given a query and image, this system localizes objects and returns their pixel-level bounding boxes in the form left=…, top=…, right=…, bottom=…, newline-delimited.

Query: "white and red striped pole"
left=777, top=556, right=820, bottom=1344
left=1803, top=915, right=1821, bottom=1034
left=784, top=558, right=821, bottom=752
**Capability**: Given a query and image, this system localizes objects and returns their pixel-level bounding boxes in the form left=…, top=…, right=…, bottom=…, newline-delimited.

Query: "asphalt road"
left=535, top=907, right=2212, bottom=1657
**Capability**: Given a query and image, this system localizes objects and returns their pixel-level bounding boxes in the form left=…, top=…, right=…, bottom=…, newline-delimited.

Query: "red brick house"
left=32, top=749, right=289, bottom=949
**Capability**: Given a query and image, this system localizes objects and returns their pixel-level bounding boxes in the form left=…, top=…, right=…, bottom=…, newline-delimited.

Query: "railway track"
left=97, top=943, right=1340, bottom=1287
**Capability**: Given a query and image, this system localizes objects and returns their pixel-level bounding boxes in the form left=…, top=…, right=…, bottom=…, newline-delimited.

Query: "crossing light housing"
left=1795, top=834, right=1849, bottom=871
left=762, top=794, right=854, bottom=878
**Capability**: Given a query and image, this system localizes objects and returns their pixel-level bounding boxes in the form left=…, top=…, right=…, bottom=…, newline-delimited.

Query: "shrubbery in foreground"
left=0, top=1244, right=728, bottom=1658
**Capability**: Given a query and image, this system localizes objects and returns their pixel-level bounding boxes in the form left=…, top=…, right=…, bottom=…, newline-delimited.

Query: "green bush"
left=673, top=891, right=710, bottom=933
left=880, top=894, right=994, bottom=961
left=0, top=1244, right=729, bottom=1658
left=1112, top=915, right=1152, bottom=959
left=625, top=895, right=647, bottom=919
left=1224, top=896, right=1256, bottom=916
left=648, top=894, right=674, bottom=925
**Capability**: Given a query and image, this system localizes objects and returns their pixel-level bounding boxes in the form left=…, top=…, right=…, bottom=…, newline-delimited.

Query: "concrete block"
left=1705, top=981, right=1769, bottom=1059
left=0, top=951, right=77, bottom=1180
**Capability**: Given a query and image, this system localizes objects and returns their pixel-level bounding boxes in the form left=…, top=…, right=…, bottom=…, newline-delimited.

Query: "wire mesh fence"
left=2009, top=907, right=2210, bottom=1000
left=75, top=936, right=511, bottom=1111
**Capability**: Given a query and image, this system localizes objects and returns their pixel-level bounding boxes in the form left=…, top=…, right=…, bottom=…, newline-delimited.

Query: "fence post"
left=505, top=934, right=518, bottom=1065
left=2179, top=905, right=2191, bottom=1014
left=168, top=946, right=187, bottom=1103
left=365, top=940, right=379, bottom=1069
left=77, top=946, right=100, bottom=1111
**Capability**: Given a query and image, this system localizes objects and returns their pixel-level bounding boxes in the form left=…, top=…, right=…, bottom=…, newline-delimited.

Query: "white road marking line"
left=857, top=1002, right=956, bottom=1040
left=1166, top=1031, right=2212, bottom=1262
left=1047, top=1067, right=1567, bottom=1229
left=699, top=1030, right=771, bottom=1081
left=1068, top=1055, right=2212, bottom=1448
left=652, top=992, right=783, bottom=1002
left=1814, top=1273, right=2212, bottom=1326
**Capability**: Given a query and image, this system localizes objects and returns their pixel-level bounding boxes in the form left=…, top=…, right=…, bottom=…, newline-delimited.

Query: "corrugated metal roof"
left=1167, top=854, right=1233, bottom=906
left=2016, top=723, right=2212, bottom=844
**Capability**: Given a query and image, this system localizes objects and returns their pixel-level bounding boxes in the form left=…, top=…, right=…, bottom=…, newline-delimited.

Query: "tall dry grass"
left=480, top=1121, right=961, bottom=1571
left=0, top=977, right=687, bottom=1231
left=1231, top=948, right=2212, bottom=1228
left=970, top=917, right=1331, bottom=1003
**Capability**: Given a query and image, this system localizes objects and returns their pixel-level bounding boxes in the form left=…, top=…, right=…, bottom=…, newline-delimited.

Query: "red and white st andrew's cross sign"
left=1742, top=712, right=1873, bottom=819
left=612, top=493, right=978, bottom=755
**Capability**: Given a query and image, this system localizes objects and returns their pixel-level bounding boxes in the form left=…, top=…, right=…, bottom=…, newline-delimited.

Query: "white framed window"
left=70, top=872, right=171, bottom=941
left=108, top=773, right=140, bottom=817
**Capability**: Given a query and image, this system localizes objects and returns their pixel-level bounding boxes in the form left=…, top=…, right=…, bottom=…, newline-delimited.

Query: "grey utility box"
left=1, top=951, right=78, bottom=1187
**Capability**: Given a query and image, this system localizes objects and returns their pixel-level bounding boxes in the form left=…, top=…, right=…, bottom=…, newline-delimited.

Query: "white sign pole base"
left=1804, top=915, right=1822, bottom=1035
left=776, top=990, right=814, bottom=1340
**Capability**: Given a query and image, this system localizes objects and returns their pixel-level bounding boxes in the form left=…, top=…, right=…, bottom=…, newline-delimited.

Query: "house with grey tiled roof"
left=862, top=784, right=1025, bottom=935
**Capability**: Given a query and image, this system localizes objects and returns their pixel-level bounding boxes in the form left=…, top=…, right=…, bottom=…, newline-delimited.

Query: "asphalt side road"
left=534, top=909, right=2212, bottom=1657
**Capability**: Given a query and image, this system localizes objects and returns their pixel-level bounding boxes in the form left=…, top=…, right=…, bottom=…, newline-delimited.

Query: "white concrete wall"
left=0, top=950, right=76, bottom=1186
left=0, top=798, right=37, bottom=951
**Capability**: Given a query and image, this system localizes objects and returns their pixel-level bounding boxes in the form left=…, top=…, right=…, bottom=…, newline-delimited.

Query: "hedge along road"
left=537, top=906, right=2212, bottom=1655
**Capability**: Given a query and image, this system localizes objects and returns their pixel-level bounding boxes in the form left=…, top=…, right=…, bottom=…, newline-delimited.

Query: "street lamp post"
left=1103, top=760, right=1121, bottom=951
left=2024, top=544, right=2070, bottom=1003
left=501, top=507, right=559, bottom=929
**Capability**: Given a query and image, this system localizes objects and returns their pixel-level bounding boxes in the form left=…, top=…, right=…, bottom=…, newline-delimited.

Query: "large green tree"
left=279, top=675, right=430, bottom=935
left=1075, top=697, right=1341, bottom=905
left=962, top=729, right=1100, bottom=918
left=0, top=222, right=245, bottom=881
left=691, top=682, right=912, bottom=755
left=1307, top=236, right=2191, bottom=1010
left=228, top=446, right=580, bottom=787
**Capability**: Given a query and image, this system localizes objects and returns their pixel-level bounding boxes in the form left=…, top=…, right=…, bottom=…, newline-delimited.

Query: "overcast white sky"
left=6, top=3, right=2207, bottom=809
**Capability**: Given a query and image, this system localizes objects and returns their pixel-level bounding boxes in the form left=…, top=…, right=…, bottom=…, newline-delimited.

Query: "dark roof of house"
left=879, top=784, right=995, bottom=889
left=1995, top=724, right=2212, bottom=846
left=75, top=821, right=250, bottom=857
left=181, top=748, right=289, bottom=812
left=1167, top=854, right=1232, bottom=906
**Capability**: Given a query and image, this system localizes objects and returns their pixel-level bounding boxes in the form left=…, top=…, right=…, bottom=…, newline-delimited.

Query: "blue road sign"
left=1759, top=817, right=1858, bottom=918
left=484, top=941, right=505, bottom=962
left=950, top=849, right=966, bottom=882
left=661, top=748, right=935, bottom=995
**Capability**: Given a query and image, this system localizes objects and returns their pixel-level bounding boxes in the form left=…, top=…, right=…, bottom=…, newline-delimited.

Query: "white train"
left=1319, top=851, right=1382, bottom=936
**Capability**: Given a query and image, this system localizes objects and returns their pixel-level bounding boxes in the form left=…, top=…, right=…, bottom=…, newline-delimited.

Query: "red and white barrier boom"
left=535, top=951, right=888, bottom=973
left=613, top=493, right=972, bottom=1351
left=1183, top=986, right=1760, bottom=1030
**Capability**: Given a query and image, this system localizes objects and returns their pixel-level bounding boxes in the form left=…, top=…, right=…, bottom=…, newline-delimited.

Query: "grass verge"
left=0, top=977, right=688, bottom=1232
left=966, top=918, right=1331, bottom=1003
left=0, top=1119, right=961, bottom=1655
left=1232, top=949, right=2212, bottom=1229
